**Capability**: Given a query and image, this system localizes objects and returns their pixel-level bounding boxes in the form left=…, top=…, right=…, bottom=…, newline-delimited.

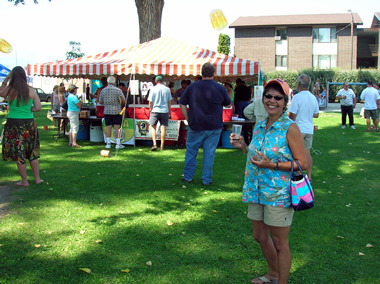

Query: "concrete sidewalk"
left=320, top=102, right=363, bottom=113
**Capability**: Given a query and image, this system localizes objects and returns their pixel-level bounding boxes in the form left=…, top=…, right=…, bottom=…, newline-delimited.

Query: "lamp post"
left=348, top=10, right=354, bottom=70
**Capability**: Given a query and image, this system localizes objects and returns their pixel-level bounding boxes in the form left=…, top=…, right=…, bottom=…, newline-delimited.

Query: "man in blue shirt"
left=179, top=63, right=231, bottom=185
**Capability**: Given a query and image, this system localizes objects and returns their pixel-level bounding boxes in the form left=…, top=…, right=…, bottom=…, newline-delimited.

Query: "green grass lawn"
left=0, top=104, right=379, bottom=283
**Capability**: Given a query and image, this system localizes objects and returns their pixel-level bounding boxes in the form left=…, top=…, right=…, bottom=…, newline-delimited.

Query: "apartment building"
left=230, top=13, right=379, bottom=72
left=357, top=12, right=380, bottom=68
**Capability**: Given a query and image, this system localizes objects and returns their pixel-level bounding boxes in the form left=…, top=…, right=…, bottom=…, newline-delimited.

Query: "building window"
left=275, top=55, right=287, bottom=67
left=313, top=55, right=336, bottom=69
left=276, top=28, right=287, bottom=40
left=312, top=27, right=337, bottom=43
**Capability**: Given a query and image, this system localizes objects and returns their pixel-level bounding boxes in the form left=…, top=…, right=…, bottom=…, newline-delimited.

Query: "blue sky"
left=0, top=0, right=378, bottom=69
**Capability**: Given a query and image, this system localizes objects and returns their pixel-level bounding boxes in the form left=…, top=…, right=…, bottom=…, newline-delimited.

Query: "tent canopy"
left=27, top=36, right=262, bottom=82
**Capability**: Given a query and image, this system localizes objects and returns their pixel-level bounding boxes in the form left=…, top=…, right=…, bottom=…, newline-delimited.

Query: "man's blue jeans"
left=183, top=127, right=222, bottom=185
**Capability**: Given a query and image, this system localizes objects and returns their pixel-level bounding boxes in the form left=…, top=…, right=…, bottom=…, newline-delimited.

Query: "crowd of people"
left=1, top=64, right=379, bottom=284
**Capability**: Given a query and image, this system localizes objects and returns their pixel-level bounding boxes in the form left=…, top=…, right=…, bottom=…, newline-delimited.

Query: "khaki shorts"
left=302, top=133, right=313, bottom=150
left=247, top=203, right=294, bottom=227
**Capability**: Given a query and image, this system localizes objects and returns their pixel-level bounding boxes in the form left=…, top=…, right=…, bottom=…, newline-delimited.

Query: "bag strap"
left=290, top=160, right=295, bottom=177
left=294, top=160, right=304, bottom=173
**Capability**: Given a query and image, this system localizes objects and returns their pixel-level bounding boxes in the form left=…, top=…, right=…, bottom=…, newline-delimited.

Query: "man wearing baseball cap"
left=148, top=75, right=172, bottom=151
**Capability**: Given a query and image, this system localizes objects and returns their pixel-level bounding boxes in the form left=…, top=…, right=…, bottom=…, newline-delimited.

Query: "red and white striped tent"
left=27, top=36, right=261, bottom=82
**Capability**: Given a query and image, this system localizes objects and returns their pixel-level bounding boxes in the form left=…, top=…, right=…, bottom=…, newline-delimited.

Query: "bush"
left=265, top=68, right=380, bottom=102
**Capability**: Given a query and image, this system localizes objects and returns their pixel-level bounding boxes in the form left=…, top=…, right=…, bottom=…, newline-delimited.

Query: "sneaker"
left=105, top=144, right=111, bottom=149
left=116, top=144, right=125, bottom=149
left=350, top=125, right=356, bottom=130
left=341, top=125, right=346, bottom=129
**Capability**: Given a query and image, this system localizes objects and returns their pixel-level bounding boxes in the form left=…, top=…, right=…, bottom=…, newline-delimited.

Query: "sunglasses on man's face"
left=263, top=94, right=284, bottom=101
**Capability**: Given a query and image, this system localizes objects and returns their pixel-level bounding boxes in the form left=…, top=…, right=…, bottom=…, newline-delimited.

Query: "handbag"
left=290, top=160, right=314, bottom=211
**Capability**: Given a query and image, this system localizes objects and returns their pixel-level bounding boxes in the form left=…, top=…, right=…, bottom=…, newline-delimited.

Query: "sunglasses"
left=263, top=94, right=284, bottom=101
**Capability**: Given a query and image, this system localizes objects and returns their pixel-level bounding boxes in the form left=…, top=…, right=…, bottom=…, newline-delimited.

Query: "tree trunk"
left=135, top=0, right=164, bottom=43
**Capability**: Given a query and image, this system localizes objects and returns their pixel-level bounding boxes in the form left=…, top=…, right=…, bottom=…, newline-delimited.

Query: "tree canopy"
left=217, top=34, right=230, bottom=55
left=8, top=0, right=51, bottom=5
left=66, top=41, right=85, bottom=60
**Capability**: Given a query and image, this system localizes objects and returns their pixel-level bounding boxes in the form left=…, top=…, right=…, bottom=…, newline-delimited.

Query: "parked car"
left=34, top=88, right=51, bottom=102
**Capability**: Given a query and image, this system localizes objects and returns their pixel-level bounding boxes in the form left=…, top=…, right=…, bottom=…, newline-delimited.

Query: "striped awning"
left=27, top=36, right=261, bottom=81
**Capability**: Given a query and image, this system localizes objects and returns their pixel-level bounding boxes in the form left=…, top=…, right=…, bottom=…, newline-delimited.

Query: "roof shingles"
left=230, top=13, right=363, bottom=27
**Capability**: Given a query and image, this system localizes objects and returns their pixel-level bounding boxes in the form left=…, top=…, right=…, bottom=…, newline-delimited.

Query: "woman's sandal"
left=72, top=144, right=82, bottom=148
left=251, top=276, right=278, bottom=284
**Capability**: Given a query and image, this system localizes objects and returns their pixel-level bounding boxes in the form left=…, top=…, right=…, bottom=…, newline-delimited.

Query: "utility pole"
left=348, top=10, right=354, bottom=70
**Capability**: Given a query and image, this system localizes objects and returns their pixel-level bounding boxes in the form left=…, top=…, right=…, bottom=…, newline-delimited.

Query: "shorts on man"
left=104, top=114, right=122, bottom=126
left=302, top=133, right=313, bottom=150
left=364, top=109, right=379, bottom=119
left=149, top=112, right=169, bottom=127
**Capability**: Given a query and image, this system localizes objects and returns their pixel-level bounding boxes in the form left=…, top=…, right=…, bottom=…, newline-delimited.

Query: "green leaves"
left=9, top=0, right=51, bottom=6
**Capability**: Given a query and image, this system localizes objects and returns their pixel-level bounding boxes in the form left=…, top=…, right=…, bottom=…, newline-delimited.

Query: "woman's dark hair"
left=262, top=83, right=289, bottom=112
left=6, top=66, right=29, bottom=106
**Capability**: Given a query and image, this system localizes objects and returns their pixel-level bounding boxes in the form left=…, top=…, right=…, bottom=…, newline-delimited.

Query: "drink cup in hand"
left=232, top=133, right=241, bottom=141
left=232, top=124, right=242, bottom=141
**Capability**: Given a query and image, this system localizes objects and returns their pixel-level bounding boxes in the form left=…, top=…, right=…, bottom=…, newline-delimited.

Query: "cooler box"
left=221, top=130, right=234, bottom=148
left=96, top=105, right=104, bottom=118
left=127, top=105, right=150, bottom=119
left=179, top=129, right=187, bottom=146
left=171, top=107, right=185, bottom=120
left=223, top=107, right=233, bottom=122
left=77, top=124, right=89, bottom=140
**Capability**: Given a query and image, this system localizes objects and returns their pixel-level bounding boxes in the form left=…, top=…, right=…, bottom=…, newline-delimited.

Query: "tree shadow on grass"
left=1, top=111, right=379, bottom=282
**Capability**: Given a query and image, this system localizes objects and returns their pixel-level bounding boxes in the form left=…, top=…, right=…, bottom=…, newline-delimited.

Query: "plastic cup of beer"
left=232, top=124, right=242, bottom=140
left=209, top=9, right=228, bottom=31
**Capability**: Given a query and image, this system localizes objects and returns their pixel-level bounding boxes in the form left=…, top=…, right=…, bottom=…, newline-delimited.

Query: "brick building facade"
left=230, top=13, right=367, bottom=72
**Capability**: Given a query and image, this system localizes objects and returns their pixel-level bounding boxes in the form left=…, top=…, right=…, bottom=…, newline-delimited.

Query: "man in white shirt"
left=336, top=82, right=356, bottom=129
left=360, top=80, right=380, bottom=132
left=288, top=74, right=319, bottom=180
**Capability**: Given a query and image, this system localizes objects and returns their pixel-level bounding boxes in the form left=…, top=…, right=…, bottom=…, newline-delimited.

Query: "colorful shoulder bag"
left=290, top=160, right=314, bottom=211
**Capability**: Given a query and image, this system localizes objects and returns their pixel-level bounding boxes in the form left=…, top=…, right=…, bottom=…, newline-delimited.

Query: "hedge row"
left=265, top=68, right=380, bottom=102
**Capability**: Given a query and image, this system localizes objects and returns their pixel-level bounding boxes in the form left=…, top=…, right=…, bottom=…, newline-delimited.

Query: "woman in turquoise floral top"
left=230, top=79, right=307, bottom=284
